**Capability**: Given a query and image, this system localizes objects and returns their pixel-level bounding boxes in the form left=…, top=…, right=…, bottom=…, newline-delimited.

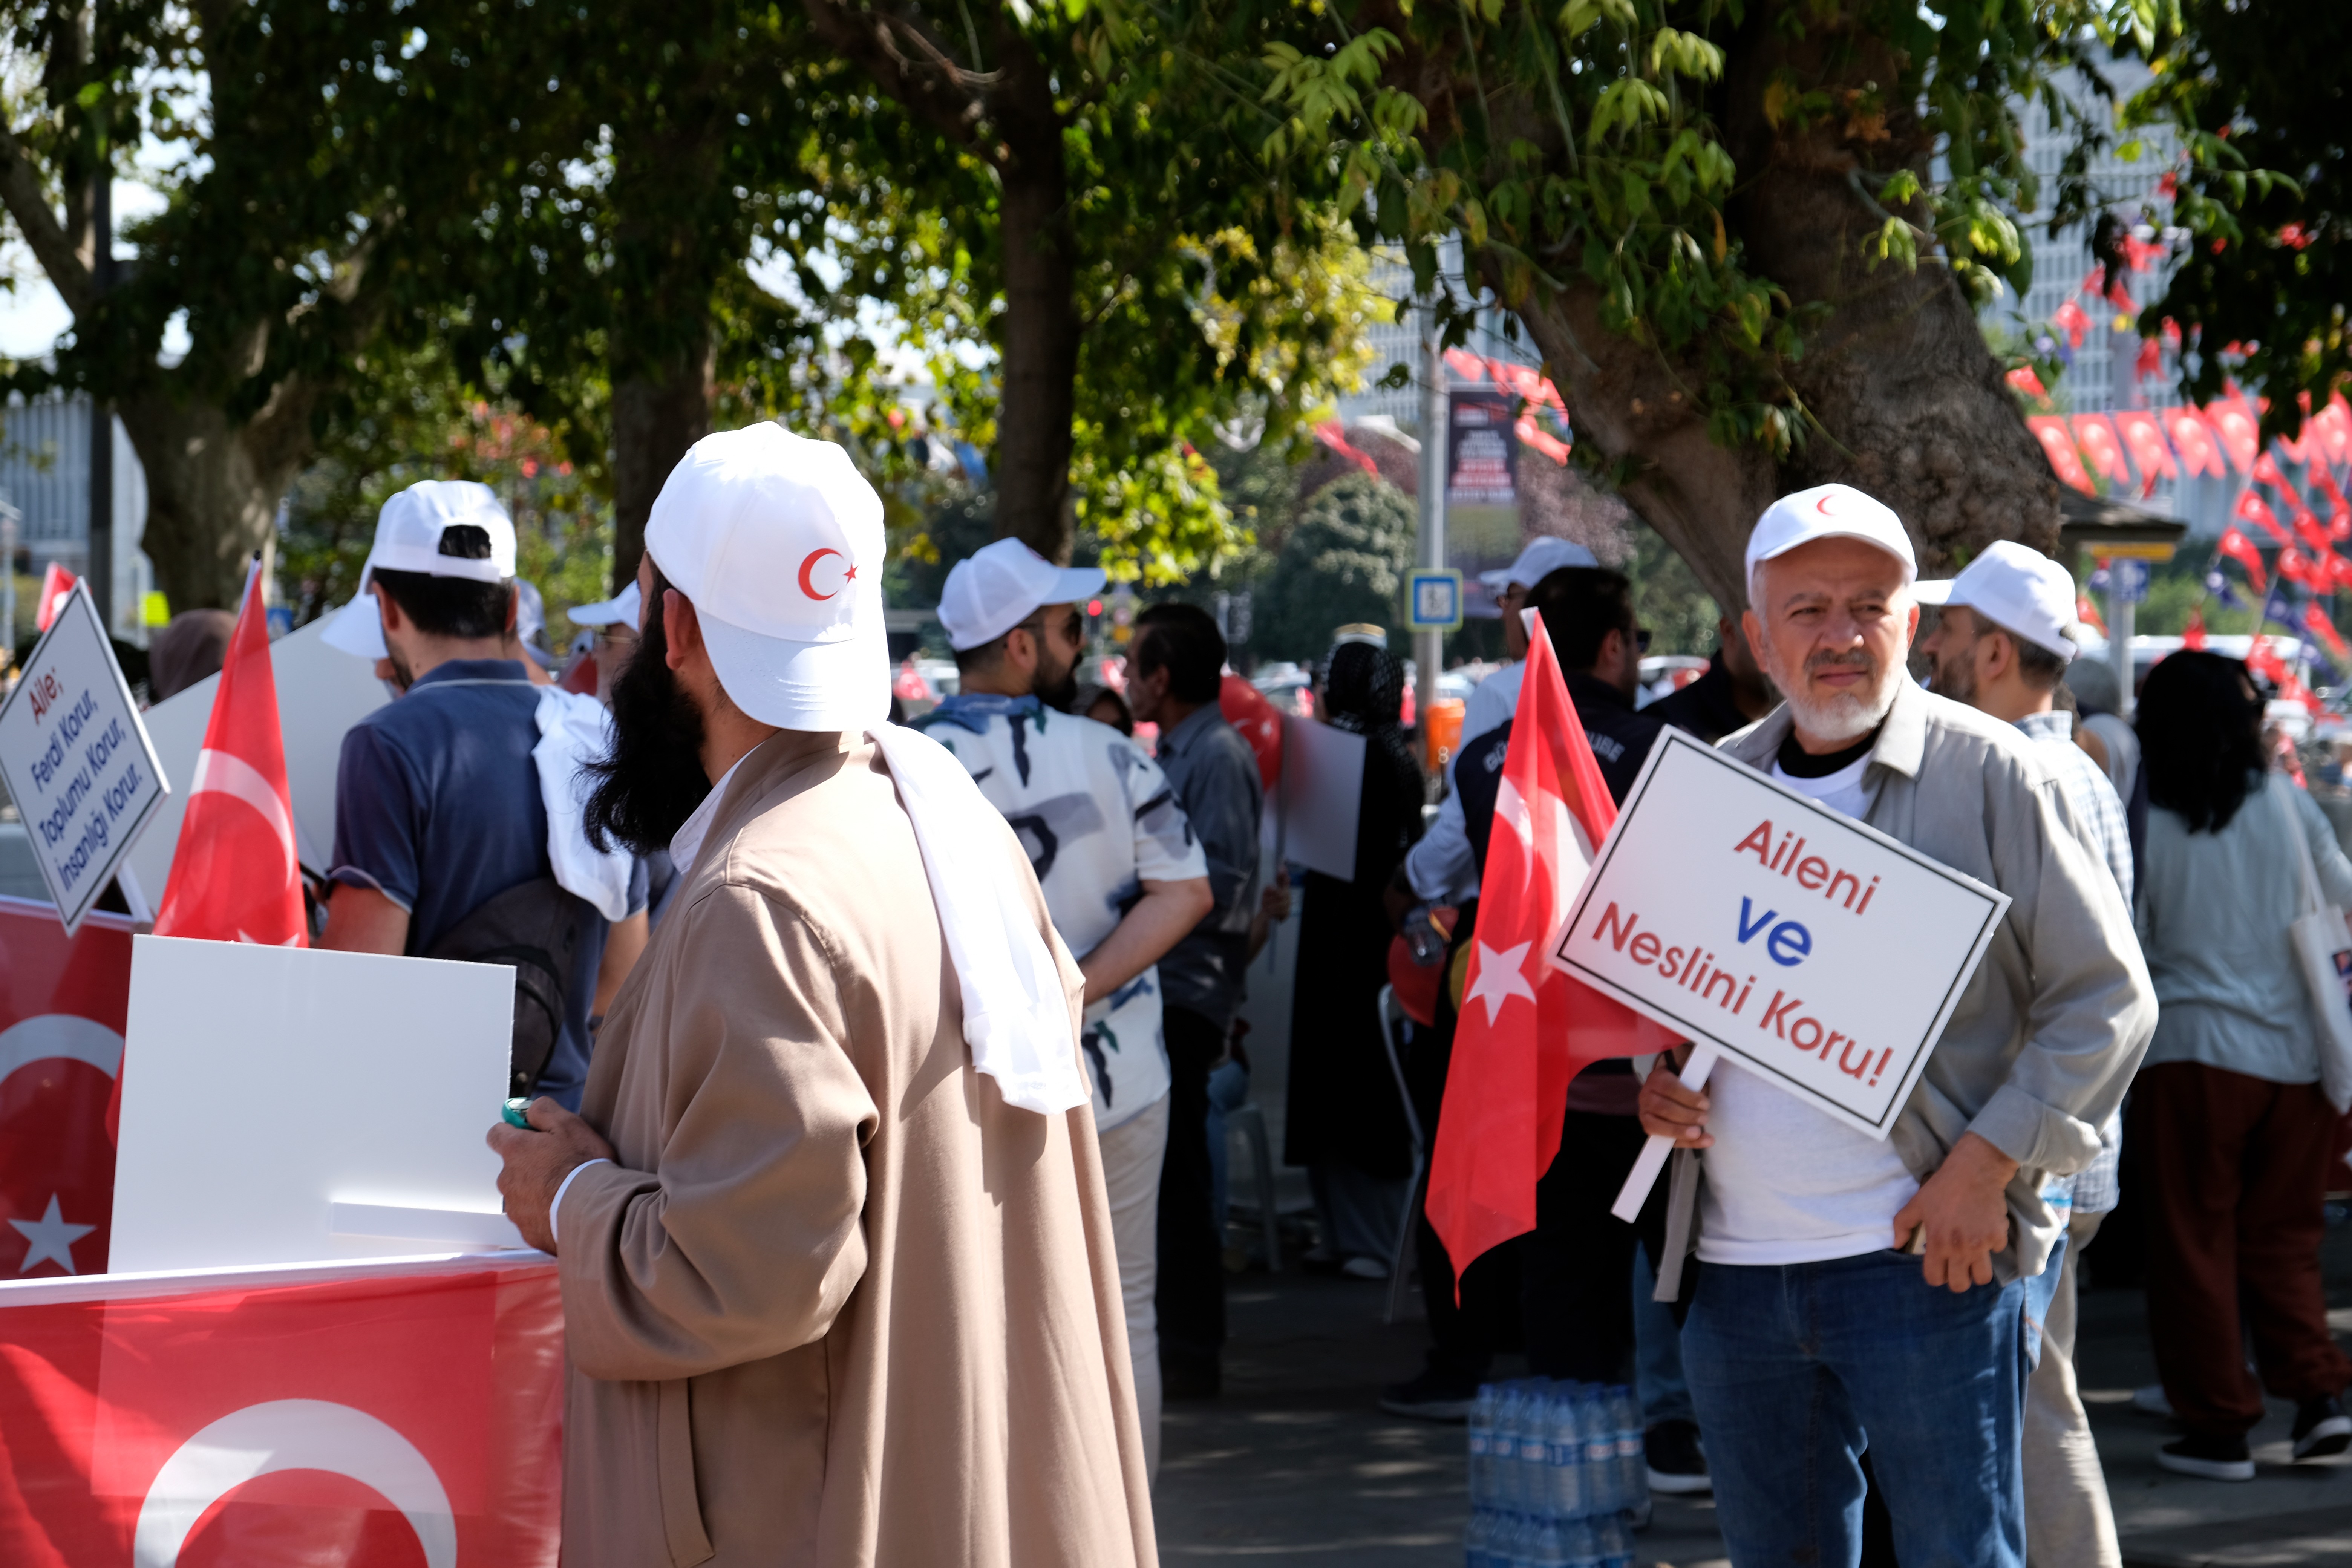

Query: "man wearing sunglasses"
left=916, top=537, right=1214, bottom=1479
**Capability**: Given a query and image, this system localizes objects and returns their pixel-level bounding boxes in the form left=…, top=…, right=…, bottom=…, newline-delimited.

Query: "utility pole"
left=1415, top=298, right=1447, bottom=739
left=86, top=6, right=114, bottom=634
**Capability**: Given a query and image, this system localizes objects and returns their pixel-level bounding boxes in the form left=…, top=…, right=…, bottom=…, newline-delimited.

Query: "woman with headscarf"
left=1284, top=637, right=1426, bottom=1276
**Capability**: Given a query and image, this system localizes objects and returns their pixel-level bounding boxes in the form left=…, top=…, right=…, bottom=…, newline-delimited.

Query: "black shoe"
left=1378, top=1369, right=1479, bottom=1423
left=2293, top=1395, right=2352, bottom=1461
left=2157, top=1433, right=2254, bottom=1481
left=1644, top=1419, right=1711, bottom=1495
left=1162, top=1360, right=1221, bottom=1401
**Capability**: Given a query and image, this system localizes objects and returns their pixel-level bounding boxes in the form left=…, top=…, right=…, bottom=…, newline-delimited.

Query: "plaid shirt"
left=2018, top=709, right=2130, bottom=1214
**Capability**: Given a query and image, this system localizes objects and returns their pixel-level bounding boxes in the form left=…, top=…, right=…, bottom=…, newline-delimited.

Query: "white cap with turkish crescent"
left=321, top=480, right=518, bottom=659
left=643, top=423, right=889, bottom=731
left=1744, top=483, right=1918, bottom=602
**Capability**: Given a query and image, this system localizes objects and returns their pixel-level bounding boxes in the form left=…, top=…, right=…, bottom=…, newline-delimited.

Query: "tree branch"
left=800, top=0, right=1001, bottom=159
left=0, top=117, right=95, bottom=318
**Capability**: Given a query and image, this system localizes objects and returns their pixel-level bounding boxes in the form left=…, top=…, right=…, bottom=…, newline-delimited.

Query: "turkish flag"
left=1424, top=618, right=1678, bottom=1280
left=0, top=901, right=133, bottom=1279
left=2165, top=407, right=2229, bottom=478
left=2217, top=527, right=2270, bottom=593
left=0, top=1256, right=563, bottom=1566
left=2293, top=508, right=2335, bottom=559
left=2076, top=593, right=2108, bottom=637
left=2026, top=416, right=2096, bottom=494
left=2306, top=605, right=2352, bottom=664
left=2182, top=609, right=2208, bottom=650
left=2236, top=488, right=2294, bottom=547
left=2070, top=415, right=2132, bottom=485
left=2113, top=410, right=2179, bottom=491
left=34, top=565, right=77, bottom=634
left=2208, top=396, right=2262, bottom=473
left=2279, top=547, right=2325, bottom=592
left=151, top=567, right=306, bottom=948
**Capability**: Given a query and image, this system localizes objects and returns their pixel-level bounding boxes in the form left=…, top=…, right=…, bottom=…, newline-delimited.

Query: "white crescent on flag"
left=0, top=1014, right=124, bottom=1087
left=1494, top=773, right=1599, bottom=934
left=133, top=1398, right=456, bottom=1568
left=187, top=747, right=299, bottom=884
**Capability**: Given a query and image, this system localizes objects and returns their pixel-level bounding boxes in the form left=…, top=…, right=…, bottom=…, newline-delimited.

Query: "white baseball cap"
left=937, top=537, right=1107, bottom=652
left=567, top=581, right=643, bottom=629
left=644, top=423, right=889, bottom=730
left=1478, top=534, right=1601, bottom=593
left=1913, top=539, right=2079, bottom=662
left=1744, top=484, right=1917, bottom=601
left=321, top=480, right=518, bottom=658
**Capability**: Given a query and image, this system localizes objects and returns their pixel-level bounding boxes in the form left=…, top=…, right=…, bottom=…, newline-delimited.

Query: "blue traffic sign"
left=1407, top=569, right=1464, bottom=631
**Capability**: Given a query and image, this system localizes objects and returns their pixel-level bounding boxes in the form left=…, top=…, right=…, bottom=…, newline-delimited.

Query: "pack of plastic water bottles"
left=1464, top=1379, right=1644, bottom=1568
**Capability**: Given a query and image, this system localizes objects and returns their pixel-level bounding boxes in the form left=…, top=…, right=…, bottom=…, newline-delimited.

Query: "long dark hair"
left=2136, top=649, right=2265, bottom=833
left=583, top=569, right=714, bottom=853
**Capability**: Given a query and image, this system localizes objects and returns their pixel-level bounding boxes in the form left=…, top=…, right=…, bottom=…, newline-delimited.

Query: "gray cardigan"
left=2138, top=771, right=2352, bottom=1085
left=1659, top=677, right=2157, bottom=1292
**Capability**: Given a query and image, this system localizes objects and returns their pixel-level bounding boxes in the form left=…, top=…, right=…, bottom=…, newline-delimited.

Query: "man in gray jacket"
left=1638, top=485, right=2155, bottom=1568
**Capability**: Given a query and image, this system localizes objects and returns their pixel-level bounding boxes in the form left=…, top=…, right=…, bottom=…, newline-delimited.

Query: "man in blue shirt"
left=318, top=482, right=647, bottom=1110
left=1126, top=601, right=1264, bottom=1400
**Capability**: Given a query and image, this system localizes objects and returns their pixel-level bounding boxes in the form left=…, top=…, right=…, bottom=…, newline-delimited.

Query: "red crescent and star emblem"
left=797, top=548, right=858, bottom=601
left=1815, top=491, right=1846, bottom=516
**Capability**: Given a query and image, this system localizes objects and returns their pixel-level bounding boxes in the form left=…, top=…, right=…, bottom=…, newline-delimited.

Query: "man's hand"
left=1637, top=1046, right=1710, bottom=1149
left=1890, top=1131, right=2019, bottom=1292
left=486, top=1097, right=617, bottom=1254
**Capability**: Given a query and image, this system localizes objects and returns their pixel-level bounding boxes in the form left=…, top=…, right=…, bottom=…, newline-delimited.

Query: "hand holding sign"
left=1548, top=730, right=2010, bottom=1220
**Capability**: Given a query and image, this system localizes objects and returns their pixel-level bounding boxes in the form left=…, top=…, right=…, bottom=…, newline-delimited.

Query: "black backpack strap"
left=426, top=876, right=598, bottom=1096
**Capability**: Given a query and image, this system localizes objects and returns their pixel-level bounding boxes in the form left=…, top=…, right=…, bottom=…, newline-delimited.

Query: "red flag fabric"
left=2026, top=416, right=2096, bottom=494
left=2217, top=527, right=2269, bottom=593
left=2165, top=407, right=2228, bottom=478
left=2293, top=508, right=2334, bottom=558
left=2004, top=366, right=2047, bottom=399
left=2306, top=605, right=2351, bottom=663
left=34, top=565, right=78, bottom=633
left=1424, top=619, right=1679, bottom=1281
left=2181, top=609, right=2208, bottom=650
left=2253, top=451, right=2291, bottom=492
left=2075, top=593, right=2108, bottom=637
left=2315, top=397, right=2352, bottom=468
left=2235, top=488, right=2293, bottom=546
left=2246, top=637, right=2292, bottom=687
left=2207, top=397, right=2262, bottom=473
left=2279, top=547, right=2325, bottom=591
left=2327, top=554, right=2352, bottom=594
left=2113, top=410, right=2178, bottom=487
left=2052, top=299, right=2093, bottom=348
left=2069, top=414, right=2132, bottom=485
left=0, top=898, right=133, bottom=1278
left=151, top=570, right=306, bottom=948
left=0, top=1255, right=562, bottom=1565
left=2315, top=467, right=2351, bottom=516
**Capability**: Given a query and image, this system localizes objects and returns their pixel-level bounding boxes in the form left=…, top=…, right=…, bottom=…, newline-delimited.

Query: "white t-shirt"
left=1696, top=750, right=1920, bottom=1265
left=916, top=698, right=1209, bottom=1130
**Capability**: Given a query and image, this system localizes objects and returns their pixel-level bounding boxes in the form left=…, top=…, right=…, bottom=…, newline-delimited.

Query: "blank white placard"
left=112, top=936, right=524, bottom=1272
left=1259, top=714, right=1365, bottom=882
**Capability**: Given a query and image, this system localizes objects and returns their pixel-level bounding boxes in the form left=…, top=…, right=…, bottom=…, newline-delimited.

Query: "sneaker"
left=2292, top=1395, right=2352, bottom=1461
left=2133, top=1383, right=2176, bottom=1418
left=1644, top=1418, right=1712, bottom=1495
left=1378, top=1369, right=1478, bottom=1423
left=2157, top=1433, right=2254, bottom=1482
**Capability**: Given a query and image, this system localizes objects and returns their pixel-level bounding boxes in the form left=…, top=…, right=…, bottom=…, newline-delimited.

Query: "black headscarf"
left=1321, top=641, right=1424, bottom=874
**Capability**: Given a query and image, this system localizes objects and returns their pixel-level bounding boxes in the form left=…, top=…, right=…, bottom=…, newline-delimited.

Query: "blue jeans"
left=1632, top=1247, right=1695, bottom=1428
left=1682, top=1248, right=2032, bottom=1568
left=1204, top=1057, right=1250, bottom=1227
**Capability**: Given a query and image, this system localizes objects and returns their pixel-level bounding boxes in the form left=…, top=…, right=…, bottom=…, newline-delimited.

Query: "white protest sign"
left=0, top=582, right=170, bottom=932
left=1553, top=728, right=2009, bottom=1140
left=111, top=936, right=526, bottom=1272
left=1260, top=713, right=1364, bottom=882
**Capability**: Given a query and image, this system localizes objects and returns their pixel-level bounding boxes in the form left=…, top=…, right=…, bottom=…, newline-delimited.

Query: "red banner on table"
left=0, top=896, right=136, bottom=1279
left=0, top=1254, right=562, bottom=1566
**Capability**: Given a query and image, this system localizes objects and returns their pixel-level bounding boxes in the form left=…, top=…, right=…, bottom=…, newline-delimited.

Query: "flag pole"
left=1611, top=1041, right=1718, bottom=1223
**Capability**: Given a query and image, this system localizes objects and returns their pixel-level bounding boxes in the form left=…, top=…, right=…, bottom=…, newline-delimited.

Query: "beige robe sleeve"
left=557, top=881, right=880, bottom=1382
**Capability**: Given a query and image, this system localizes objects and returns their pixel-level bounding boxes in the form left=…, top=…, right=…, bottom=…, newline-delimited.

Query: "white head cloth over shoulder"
left=643, top=422, right=1087, bottom=1115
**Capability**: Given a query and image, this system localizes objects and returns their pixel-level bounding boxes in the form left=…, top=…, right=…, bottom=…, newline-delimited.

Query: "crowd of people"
left=242, top=420, right=2352, bottom=1566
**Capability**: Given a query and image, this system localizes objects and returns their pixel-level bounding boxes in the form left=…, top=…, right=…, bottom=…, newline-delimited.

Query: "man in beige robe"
left=488, top=423, right=1157, bottom=1567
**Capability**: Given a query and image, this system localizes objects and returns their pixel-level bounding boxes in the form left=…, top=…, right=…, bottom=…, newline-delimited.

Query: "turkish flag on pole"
left=34, top=564, right=78, bottom=632
left=151, top=565, right=306, bottom=947
left=2217, top=527, right=2270, bottom=594
left=0, top=900, right=135, bottom=1278
left=2235, top=487, right=2293, bottom=547
left=0, top=1256, right=562, bottom=1566
left=1424, top=618, right=1679, bottom=1281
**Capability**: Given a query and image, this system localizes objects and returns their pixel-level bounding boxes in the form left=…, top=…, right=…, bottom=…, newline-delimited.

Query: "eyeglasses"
left=1017, top=611, right=1086, bottom=645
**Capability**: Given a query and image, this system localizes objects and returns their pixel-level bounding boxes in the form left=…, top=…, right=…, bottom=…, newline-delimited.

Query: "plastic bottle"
left=1545, top=1383, right=1584, bottom=1522
left=1517, top=1383, right=1554, bottom=1514
left=1579, top=1387, right=1620, bottom=1514
left=1464, top=1504, right=1496, bottom=1568
left=1528, top=1517, right=1569, bottom=1568
left=1493, top=1385, right=1527, bottom=1513
left=1467, top=1385, right=1497, bottom=1511
left=1610, top=1386, right=1646, bottom=1511
left=1562, top=1516, right=1600, bottom=1568
left=1594, top=1511, right=1632, bottom=1568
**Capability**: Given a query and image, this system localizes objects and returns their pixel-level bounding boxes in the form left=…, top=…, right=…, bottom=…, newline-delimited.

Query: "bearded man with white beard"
left=1635, top=485, right=2155, bottom=1568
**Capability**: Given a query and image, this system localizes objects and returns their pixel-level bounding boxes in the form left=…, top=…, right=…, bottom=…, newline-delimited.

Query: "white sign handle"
left=1611, top=1042, right=1718, bottom=1223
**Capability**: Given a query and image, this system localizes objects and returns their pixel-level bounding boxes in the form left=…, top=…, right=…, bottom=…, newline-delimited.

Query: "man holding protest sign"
left=1635, top=485, right=2154, bottom=1568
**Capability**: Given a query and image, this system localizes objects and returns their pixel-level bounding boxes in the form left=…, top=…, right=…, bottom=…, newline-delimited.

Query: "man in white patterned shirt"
left=1918, top=539, right=2133, bottom=1568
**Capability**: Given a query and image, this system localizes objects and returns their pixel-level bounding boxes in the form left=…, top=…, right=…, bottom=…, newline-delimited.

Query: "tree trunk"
left=610, top=340, right=714, bottom=594
left=118, top=381, right=316, bottom=613
left=987, top=29, right=1081, bottom=564
left=1454, top=18, right=2061, bottom=612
